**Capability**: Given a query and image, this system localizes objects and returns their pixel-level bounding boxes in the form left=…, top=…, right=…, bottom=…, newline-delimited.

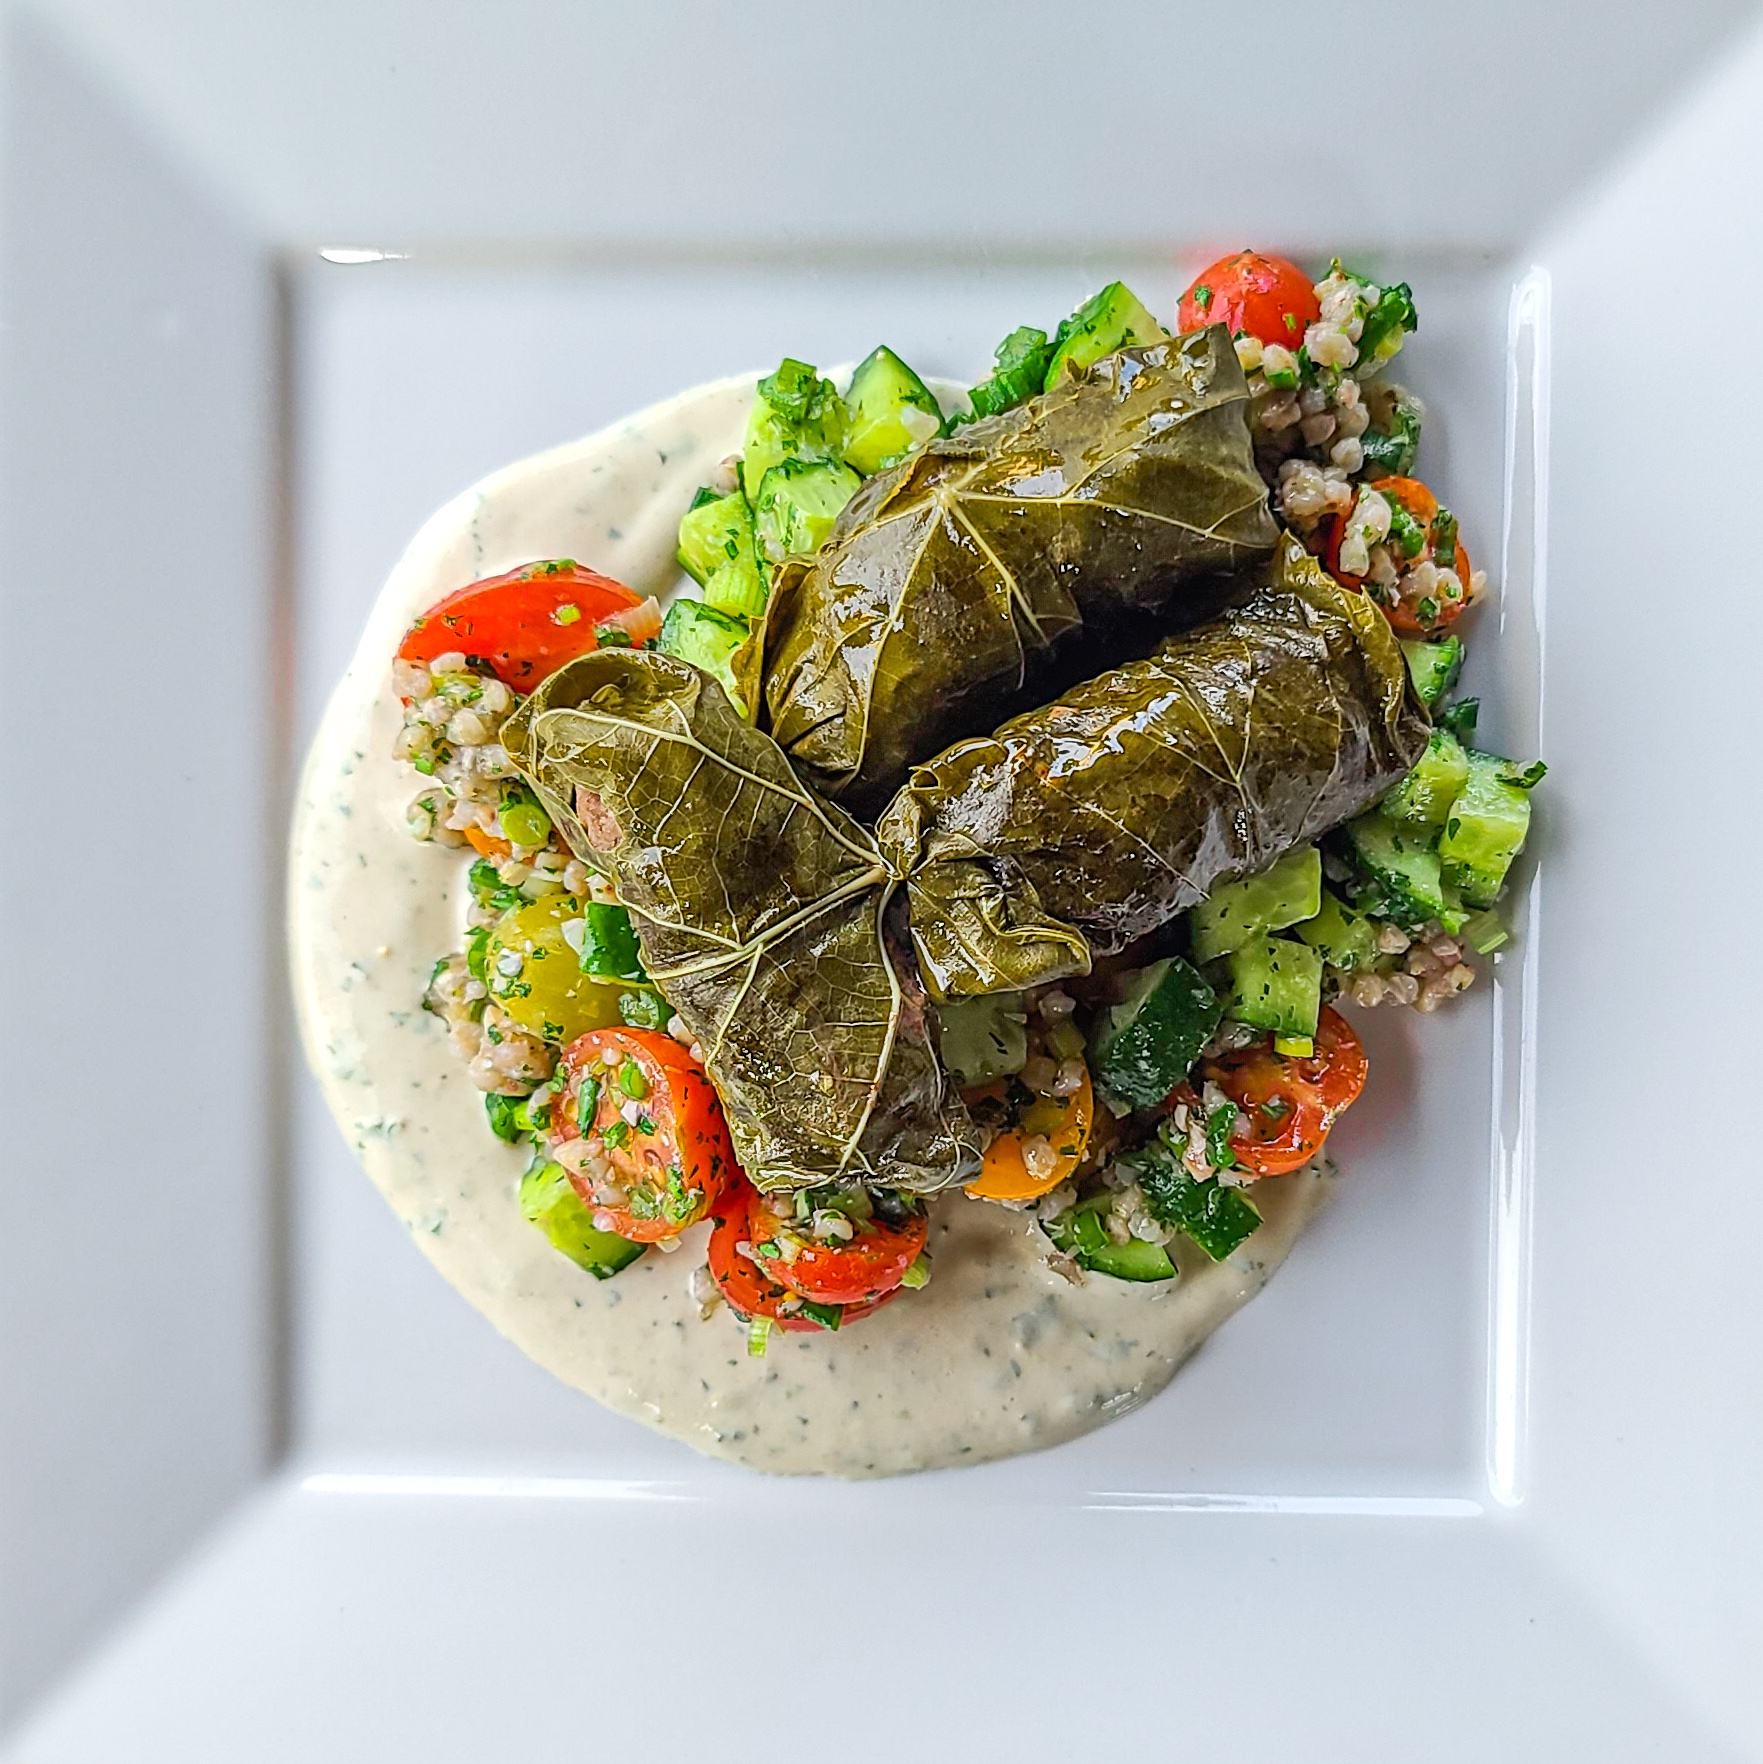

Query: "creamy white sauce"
left=288, top=371, right=1333, bottom=1478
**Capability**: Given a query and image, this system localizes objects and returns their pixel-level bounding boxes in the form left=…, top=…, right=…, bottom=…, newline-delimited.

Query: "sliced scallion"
left=1462, top=909, right=1509, bottom=955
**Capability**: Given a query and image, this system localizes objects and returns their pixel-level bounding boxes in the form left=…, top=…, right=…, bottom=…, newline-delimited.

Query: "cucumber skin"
left=1090, top=957, right=1221, bottom=1111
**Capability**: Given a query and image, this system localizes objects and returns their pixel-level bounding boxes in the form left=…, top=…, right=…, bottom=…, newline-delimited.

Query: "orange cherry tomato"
left=1178, top=250, right=1319, bottom=348
left=1325, top=476, right=1474, bottom=639
left=743, top=1189, right=927, bottom=1306
left=554, top=1028, right=736, bottom=1242
left=397, top=560, right=646, bottom=694
left=706, top=1185, right=898, bottom=1331
left=963, top=1067, right=1094, bottom=1203
left=1173, top=1008, right=1368, bottom=1178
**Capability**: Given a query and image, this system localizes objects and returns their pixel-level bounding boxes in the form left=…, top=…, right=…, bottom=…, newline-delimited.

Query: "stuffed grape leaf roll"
left=503, top=649, right=979, bottom=1194
left=762, top=325, right=1279, bottom=814
left=876, top=537, right=1431, bottom=1000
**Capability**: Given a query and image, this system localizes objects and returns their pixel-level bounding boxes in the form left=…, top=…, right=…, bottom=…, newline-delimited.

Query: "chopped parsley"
left=1204, top=1104, right=1240, bottom=1174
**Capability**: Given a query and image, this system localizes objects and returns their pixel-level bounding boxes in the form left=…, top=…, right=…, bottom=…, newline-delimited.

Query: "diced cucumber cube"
left=519, top=1160, right=646, bottom=1279
left=658, top=599, right=747, bottom=708
left=1383, top=728, right=1470, bottom=829
left=741, top=358, right=848, bottom=499
left=1400, top=635, right=1465, bottom=708
left=1347, top=814, right=1447, bottom=928
left=964, top=326, right=1054, bottom=422
left=1088, top=957, right=1221, bottom=1111
left=936, top=992, right=1028, bottom=1088
left=1294, top=890, right=1377, bottom=972
left=1190, top=847, right=1322, bottom=963
left=677, top=490, right=755, bottom=586
left=702, top=554, right=768, bottom=621
left=1043, top=1194, right=1176, bottom=1282
left=1439, top=751, right=1535, bottom=907
left=843, top=346, right=943, bottom=475
left=1043, top=281, right=1168, bottom=389
left=752, top=458, right=862, bottom=564
left=1222, top=935, right=1323, bottom=1040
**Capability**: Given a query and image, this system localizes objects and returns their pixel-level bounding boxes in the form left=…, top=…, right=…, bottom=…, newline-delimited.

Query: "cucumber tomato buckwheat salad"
left=294, top=250, right=1543, bottom=1476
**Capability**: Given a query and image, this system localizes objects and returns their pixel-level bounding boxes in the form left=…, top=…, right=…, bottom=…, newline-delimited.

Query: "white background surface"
left=4, top=2, right=1762, bottom=1759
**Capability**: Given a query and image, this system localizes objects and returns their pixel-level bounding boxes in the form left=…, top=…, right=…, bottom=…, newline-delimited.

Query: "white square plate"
left=5, top=4, right=1761, bottom=1758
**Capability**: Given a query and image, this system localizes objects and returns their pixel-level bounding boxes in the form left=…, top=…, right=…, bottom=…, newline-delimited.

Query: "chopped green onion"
left=1272, top=1034, right=1314, bottom=1058
left=899, top=1256, right=931, bottom=1290
left=1463, top=910, right=1509, bottom=955
left=553, top=603, right=581, bottom=625
left=464, top=926, right=489, bottom=984
left=1387, top=503, right=1426, bottom=559
left=601, top=1120, right=630, bottom=1150
left=484, top=1093, right=526, bottom=1143
left=1432, top=508, right=1460, bottom=572
left=594, top=623, right=633, bottom=648
left=576, top=1074, right=600, bottom=1129
left=618, top=1061, right=648, bottom=1100
left=745, top=1314, right=772, bottom=1357
left=1205, top=1104, right=1239, bottom=1174
left=499, top=796, right=552, bottom=849
left=795, top=1299, right=843, bottom=1330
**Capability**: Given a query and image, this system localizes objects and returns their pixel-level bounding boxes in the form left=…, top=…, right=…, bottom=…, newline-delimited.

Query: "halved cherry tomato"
left=706, top=1185, right=897, bottom=1331
left=554, top=1027, right=736, bottom=1242
left=1178, top=250, right=1319, bottom=349
left=1325, top=476, right=1475, bottom=639
left=743, top=1189, right=927, bottom=1305
left=963, top=1066, right=1094, bottom=1203
left=397, top=560, right=647, bottom=693
left=1173, top=1008, right=1368, bottom=1178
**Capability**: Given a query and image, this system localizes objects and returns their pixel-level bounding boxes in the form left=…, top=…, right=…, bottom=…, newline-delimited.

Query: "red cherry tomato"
left=1178, top=251, right=1319, bottom=349
left=1324, top=477, right=1475, bottom=639
left=744, top=1189, right=927, bottom=1306
left=1172, top=1007, right=1368, bottom=1178
left=706, top=1184, right=899, bottom=1331
left=553, top=1028, right=736, bottom=1242
left=397, top=560, right=647, bottom=693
